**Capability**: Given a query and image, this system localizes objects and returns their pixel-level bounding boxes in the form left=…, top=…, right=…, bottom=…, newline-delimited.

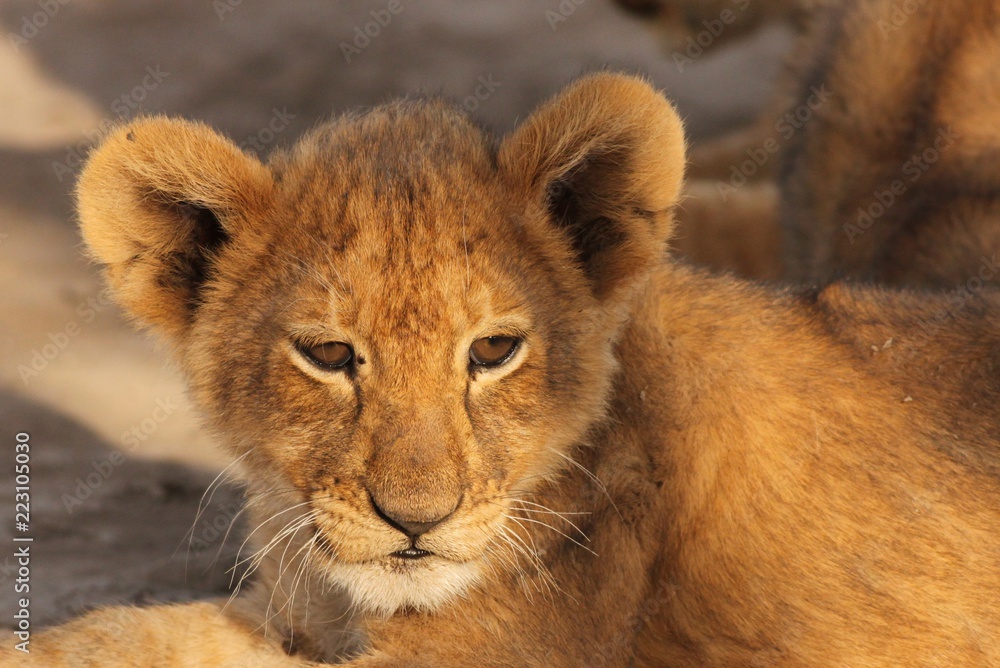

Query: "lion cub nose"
left=365, top=414, right=464, bottom=539
left=369, top=493, right=456, bottom=538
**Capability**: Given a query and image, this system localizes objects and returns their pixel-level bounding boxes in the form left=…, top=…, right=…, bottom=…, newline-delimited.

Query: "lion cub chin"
left=8, top=72, right=1000, bottom=667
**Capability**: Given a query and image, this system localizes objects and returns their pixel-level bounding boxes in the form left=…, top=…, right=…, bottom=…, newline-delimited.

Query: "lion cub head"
left=76, top=73, right=685, bottom=615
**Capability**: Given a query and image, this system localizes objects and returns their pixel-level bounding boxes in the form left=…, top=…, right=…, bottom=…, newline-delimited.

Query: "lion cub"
left=10, top=73, right=1000, bottom=666
left=780, top=0, right=1000, bottom=287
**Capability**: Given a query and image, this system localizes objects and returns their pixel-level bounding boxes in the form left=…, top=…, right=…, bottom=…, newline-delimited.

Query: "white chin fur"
left=325, top=559, right=482, bottom=617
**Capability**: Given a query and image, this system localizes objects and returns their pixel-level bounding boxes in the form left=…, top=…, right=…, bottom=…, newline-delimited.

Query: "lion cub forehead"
left=255, top=101, right=542, bottom=345
left=263, top=99, right=533, bottom=302
left=268, top=98, right=521, bottom=248
left=280, top=98, right=500, bottom=185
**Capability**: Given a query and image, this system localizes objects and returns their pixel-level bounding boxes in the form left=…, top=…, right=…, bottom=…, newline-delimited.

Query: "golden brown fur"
left=8, top=73, right=1000, bottom=666
left=780, top=0, right=1000, bottom=287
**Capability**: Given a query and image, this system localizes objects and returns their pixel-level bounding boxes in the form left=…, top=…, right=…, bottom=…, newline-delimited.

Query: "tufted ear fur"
left=499, top=73, right=686, bottom=304
left=76, top=117, right=275, bottom=343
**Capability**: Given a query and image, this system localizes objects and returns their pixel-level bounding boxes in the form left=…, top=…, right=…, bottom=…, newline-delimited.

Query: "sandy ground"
left=0, top=0, right=792, bottom=633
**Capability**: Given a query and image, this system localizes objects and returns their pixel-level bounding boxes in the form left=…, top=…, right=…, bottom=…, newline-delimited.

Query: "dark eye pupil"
left=303, top=342, right=354, bottom=369
left=470, top=336, right=519, bottom=367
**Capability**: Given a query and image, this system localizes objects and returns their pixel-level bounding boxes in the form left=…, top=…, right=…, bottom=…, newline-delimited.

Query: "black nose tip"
left=368, top=494, right=451, bottom=538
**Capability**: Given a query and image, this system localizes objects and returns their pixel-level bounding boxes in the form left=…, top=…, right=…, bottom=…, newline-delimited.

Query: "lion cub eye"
left=469, top=336, right=520, bottom=368
left=299, top=341, right=354, bottom=370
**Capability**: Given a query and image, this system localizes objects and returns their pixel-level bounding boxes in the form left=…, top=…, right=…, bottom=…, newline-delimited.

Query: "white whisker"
left=505, top=512, right=598, bottom=557
left=550, top=448, right=623, bottom=520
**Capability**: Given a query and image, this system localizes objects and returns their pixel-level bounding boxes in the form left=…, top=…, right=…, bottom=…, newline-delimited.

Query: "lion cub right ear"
left=499, top=73, right=686, bottom=307
left=76, top=117, right=275, bottom=343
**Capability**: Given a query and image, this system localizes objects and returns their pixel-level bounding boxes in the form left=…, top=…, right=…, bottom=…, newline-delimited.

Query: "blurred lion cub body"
left=10, top=74, right=1000, bottom=667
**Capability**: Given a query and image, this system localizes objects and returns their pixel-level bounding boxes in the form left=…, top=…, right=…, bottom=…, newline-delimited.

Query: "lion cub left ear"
left=499, top=73, right=686, bottom=303
left=76, top=117, right=275, bottom=344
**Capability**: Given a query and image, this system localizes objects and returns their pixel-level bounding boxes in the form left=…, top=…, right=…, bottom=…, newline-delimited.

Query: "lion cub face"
left=76, top=74, right=685, bottom=615
left=185, top=106, right=619, bottom=613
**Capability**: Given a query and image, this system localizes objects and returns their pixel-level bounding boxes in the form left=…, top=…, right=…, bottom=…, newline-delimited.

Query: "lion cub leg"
left=0, top=600, right=313, bottom=668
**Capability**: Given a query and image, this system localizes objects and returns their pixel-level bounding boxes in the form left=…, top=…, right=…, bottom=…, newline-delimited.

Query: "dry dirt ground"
left=0, top=0, right=792, bottom=635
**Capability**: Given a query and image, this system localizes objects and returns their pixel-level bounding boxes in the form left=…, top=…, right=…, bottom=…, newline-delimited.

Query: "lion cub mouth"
left=391, top=547, right=432, bottom=560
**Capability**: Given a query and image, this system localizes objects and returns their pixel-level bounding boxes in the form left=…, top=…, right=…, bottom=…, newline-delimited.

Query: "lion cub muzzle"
left=364, top=409, right=464, bottom=548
